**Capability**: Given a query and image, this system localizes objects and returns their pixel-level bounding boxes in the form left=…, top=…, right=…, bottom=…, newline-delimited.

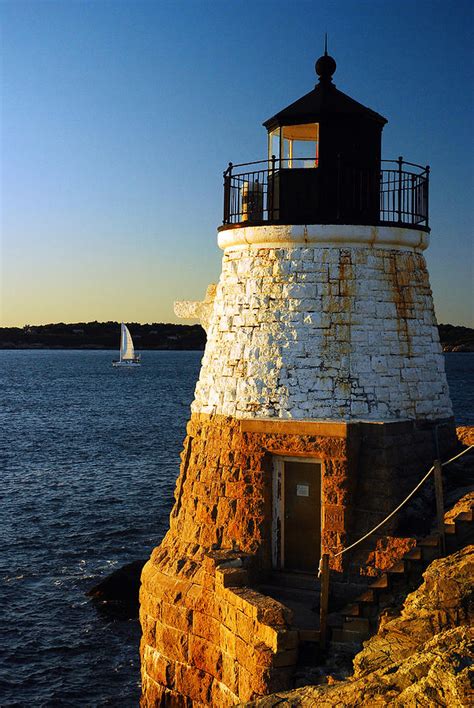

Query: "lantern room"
left=264, top=50, right=386, bottom=171
left=222, top=50, right=430, bottom=230
left=268, top=123, right=320, bottom=169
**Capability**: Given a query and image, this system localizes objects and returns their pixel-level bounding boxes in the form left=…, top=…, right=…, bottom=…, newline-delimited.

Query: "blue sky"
left=1, top=0, right=473, bottom=326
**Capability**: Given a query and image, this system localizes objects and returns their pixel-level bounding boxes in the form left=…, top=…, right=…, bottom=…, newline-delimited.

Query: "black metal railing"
left=380, top=158, right=429, bottom=227
left=222, top=156, right=429, bottom=230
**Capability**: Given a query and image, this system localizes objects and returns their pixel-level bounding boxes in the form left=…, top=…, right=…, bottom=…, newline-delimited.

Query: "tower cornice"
left=217, top=224, right=430, bottom=252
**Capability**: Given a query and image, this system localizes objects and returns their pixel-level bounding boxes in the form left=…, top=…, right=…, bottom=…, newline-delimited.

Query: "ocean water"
left=1, top=350, right=201, bottom=707
left=0, top=350, right=472, bottom=706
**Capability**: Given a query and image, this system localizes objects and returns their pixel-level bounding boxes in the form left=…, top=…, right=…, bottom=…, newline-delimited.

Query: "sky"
left=1, top=0, right=473, bottom=328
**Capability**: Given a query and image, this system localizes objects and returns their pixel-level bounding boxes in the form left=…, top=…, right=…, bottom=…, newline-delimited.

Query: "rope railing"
left=318, top=444, right=474, bottom=647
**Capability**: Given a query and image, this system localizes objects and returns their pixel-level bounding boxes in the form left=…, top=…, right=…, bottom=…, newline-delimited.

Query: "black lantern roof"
left=263, top=50, right=387, bottom=130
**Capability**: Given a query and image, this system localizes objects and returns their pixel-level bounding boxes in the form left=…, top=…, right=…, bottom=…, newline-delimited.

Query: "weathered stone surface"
left=192, top=243, right=452, bottom=421
left=249, top=628, right=473, bottom=706
left=140, top=412, right=460, bottom=705
left=174, top=283, right=217, bottom=333
left=248, top=547, right=474, bottom=707
left=457, top=426, right=474, bottom=446
left=358, top=536, right=417, bottom=577
left=353, top=546, right=473, bottom=676
left=445, top=491, right=474, bottom=524
left=139, top=414, right=357, bottom=705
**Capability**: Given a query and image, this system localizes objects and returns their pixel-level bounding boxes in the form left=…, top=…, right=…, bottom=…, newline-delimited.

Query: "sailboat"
left=112, top=323, right=141, bottom=367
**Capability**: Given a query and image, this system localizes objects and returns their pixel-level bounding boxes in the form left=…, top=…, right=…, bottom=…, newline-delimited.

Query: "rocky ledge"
left=438, top=324, right=474, bottom=352
left=87, top=560, right=147, bottom=619
left=249, top=544, right=473, bottom=706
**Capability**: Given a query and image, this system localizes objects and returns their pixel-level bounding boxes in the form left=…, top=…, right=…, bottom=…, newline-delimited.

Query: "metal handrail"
left=226, top=157, right=429, bottom=174
left=222, top=156, right=430, bottom=230
left=382, top=158, right=429, bottom=174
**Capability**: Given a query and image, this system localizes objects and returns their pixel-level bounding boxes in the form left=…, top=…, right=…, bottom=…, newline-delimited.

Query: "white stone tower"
left=140, top=51, right=456, bottom=706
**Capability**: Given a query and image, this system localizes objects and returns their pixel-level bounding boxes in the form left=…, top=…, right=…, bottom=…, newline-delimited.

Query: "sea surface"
left=1, top=350, right=472, bottom=706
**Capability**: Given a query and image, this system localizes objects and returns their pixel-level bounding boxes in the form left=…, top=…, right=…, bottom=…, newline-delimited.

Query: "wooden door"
left=284, top=460, right=321, bottom=572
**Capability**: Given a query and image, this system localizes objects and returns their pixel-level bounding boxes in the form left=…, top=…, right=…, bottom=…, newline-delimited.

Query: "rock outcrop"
left=250, top=545, right=474, bottom=706
left=87, top=560, right=147, bottom=619
left=457, top=427, right=474, bottom=446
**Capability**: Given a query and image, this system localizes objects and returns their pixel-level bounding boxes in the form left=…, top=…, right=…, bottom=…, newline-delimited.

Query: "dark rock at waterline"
left=87, top=560, right=147, bottom=619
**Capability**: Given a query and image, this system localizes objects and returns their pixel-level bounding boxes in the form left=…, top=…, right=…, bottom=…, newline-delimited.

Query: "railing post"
left=223, top=162, right=233, bottom=224
left=319, top=553, right=330, bottom=649
left=425, top=165, right=430, bottom=229
left=397, top=156, right=403, bottom=223
left=433, top=459, right=445, bottom=555
left=270, top=154, right=276, bottom=221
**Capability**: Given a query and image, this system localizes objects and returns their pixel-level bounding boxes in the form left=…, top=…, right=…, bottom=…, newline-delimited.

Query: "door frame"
left=272, top=455, right=323, bottom=571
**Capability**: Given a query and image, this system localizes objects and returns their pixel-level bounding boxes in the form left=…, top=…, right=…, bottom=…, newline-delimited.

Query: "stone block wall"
left=166, top=414, right=356, bottom=570
left=192, top=239, right=452, bottom=421
left=140, top=414, right=355, bottom=705
left=340, top=419, right=457, bottom=590
left=140, top=550, right=298, bottom=706
left=140, top=413, right=457, bottom=704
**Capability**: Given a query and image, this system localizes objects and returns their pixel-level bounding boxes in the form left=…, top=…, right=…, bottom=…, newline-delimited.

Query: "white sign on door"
left=296, top=484, right=310, bottom=497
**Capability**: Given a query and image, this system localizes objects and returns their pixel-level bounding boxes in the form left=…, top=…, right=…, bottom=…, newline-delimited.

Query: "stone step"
left=268, top=571, right=320, bottom=592
left=455, top=510, right=473, bottom=522
left=418, top=536, right=441, bottom=561
left=419, top=535, right=441, bottom=546
left=404, top=547, right=423, bottom=561
left=370, top=573, right=389, bottom=590
left=342, top=616, right=370, bottom=634
left=298, top=629, right=320, bottom=642
left=330, top=639, right=363, bottom=653
left=454, top=517, right=474, bottom=533
left=446, top=533, right=462, bottom=553
left=357, top=589, right=376, bottom=603
left=331, top=627, right=367, bottom=644
left=455, top=520, right=474, bottom=533
left=258, top=584, right=319, bottom=605
left=451, top=521, right=474, bottom=546
left=387, top=560, right=406, bottom=574
left=342, top=602, right=361, bottom=617
left=256, top=585, right=320, bottom=632
left=332, top=502, right=473, bottom=648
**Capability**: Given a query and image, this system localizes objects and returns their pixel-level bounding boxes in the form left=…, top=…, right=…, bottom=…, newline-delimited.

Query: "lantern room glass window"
left=268, top=123, right=319, bottom=168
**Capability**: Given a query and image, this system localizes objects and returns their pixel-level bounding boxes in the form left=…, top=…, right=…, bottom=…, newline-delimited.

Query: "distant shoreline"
left=0, top=346, right=205, bottom=351
left=0, top=321, right=472, bottom=352
left=0, top=321, right=206, bottom=352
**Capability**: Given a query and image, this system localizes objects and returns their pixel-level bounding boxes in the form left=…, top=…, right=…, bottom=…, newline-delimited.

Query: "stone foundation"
left=140, top=413, right=457, bottom=705
left=140, top=549, right=297, bottom=706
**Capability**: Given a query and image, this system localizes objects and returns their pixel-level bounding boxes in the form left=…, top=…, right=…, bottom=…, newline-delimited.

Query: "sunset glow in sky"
left=1, top=0, right=473, bottom=327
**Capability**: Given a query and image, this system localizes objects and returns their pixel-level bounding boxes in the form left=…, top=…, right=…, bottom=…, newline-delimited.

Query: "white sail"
left=120, top=323, right=135, bottom=360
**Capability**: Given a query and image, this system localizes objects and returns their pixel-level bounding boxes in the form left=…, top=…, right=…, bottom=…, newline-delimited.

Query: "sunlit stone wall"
left=192, top=225, right=452, bottom=421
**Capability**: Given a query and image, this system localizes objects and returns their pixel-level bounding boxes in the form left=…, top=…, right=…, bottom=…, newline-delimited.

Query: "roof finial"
left=315, top=37, right=336, bottom=86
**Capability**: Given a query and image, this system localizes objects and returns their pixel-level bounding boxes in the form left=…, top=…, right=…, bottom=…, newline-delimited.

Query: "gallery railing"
left=222, top=157, right=429, bottom=230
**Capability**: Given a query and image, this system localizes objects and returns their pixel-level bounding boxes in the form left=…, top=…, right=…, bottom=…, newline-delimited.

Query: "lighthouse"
left=140, top=50, right=456, bottom=706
